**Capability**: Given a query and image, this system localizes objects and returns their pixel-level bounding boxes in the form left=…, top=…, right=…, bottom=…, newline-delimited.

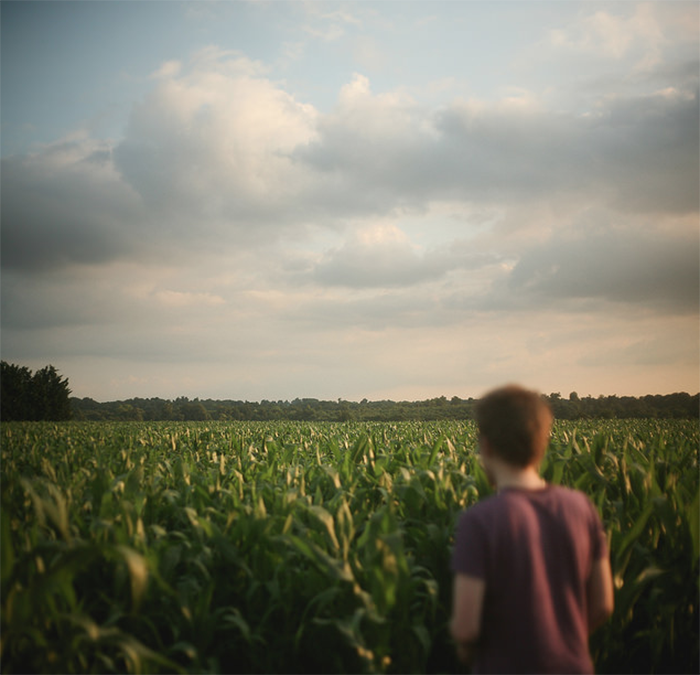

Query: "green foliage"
left=1, top=362, right=72, bottom=421
left=1, top=419, right=697, bottom=673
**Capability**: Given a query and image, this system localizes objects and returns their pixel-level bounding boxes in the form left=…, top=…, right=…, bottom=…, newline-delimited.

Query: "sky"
left=1, top=1, right=698, bottom=403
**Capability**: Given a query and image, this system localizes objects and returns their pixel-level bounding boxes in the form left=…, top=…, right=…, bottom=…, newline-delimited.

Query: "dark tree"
left=1, top=362, right=33, bottom=420
left=1, top=362, right=72, bottom=420
left=179, top=401, right=210, bottom=421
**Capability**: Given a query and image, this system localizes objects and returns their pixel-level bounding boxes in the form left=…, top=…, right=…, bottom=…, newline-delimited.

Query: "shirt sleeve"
left=451, top=509, right=488, bottom=578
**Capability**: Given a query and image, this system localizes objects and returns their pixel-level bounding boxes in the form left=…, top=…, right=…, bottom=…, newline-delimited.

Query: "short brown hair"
left=475, top=385, right=553, bottom=468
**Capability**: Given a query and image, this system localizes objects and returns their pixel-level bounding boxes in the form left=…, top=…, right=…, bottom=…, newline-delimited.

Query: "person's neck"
left=491, top=463, right=545, bottom=492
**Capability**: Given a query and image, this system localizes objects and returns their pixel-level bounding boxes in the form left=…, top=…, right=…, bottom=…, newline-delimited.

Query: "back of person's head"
left=475, top=384, right=553, bottom=468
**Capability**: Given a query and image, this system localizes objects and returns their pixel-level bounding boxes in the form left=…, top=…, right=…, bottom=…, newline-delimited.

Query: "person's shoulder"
left=548, top=483, right=591, bottom=501
left=544, top=483, right=582, bottom=500
left=460, top=492, right=509, bottom=523
left=546, top=484, right=599, bottom=514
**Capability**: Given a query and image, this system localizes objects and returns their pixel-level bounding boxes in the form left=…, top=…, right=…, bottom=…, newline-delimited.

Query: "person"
left=450, top=384, right=614, bottom=674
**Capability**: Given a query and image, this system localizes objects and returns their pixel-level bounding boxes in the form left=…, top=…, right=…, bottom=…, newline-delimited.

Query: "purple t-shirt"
left=451, top=484, right=608, bottom=674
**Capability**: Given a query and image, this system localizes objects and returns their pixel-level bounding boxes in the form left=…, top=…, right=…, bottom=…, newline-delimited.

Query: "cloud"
left=4, top=46, right=696, bottom=279
left=154, top=290, right=226, bottom=308
left=579, top=330, right=699, bottom=369
left=152, top=60, right=182, bottom=79
left=306, top=219, right=502, bottom=291
left=501, top=214, right=699, bottom=314
left=296, top=74, right=698, bottom=216
left=313, top=223, right=443, bottom=288
left=113, top=48, right=319, bottom=233
left=2, top=48, right=322, bottom=275
left=1, top=137, right=142, bottom=271
left=300, top=3, right=363, bottom=42
left=547, top=3, right=694, bottom=72
left=588, top=86, right=699, bottom=213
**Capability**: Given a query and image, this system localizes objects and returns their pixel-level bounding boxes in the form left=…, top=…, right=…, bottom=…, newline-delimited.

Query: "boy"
left=450, top=385, right=614, bottom=673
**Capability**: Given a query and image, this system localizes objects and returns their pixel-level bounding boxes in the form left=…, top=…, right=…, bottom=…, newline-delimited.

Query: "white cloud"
left=111, top=48, right=320, bottom=245
left=548, top=3, right=698, bottom=75
left=549, top=5, right=649, bottom=58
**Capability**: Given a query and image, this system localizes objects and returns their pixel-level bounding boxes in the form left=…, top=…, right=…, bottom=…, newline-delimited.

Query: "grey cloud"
left=0, top=263, right=160, bottom=334
left=296, top=101, right=577, bottom=205
left=307, top=231, right=501, bottom=289
left=296, top=87, right=699, bottom=216
left=285, top=289, right=451, bottom=332
left=505, top=225, right=699, bottom=314
left=430, top=107, right=584, bottom=200
left=313, top=238, right=443, bottom=288
left=590, top=88, right=699, bottom=213
left=0, top=145, right=141, bottom=272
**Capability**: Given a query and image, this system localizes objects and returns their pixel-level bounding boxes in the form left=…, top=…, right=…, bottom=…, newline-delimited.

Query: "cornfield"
left=1, top=419, right=697, bottom=673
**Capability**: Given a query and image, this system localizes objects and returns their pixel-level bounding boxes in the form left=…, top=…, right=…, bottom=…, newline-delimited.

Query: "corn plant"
left=1, top=419, right=697, bottom=673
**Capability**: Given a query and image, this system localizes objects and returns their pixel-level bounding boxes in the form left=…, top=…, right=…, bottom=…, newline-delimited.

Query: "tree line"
left=1, top=361, right=72, bottom=421
left=2, top=362, right=696, bottom=422
left=70, top=391, right=699, bottom=422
